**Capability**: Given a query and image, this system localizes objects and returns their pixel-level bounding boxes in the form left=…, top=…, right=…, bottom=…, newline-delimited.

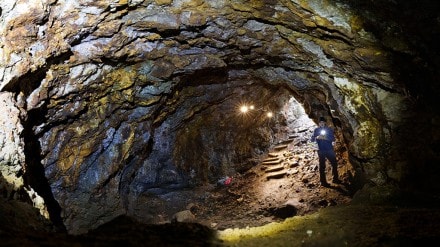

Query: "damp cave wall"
left=0, top=0, right=439, bottom=233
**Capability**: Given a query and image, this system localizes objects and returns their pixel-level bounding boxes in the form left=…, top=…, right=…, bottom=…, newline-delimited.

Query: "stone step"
left=268, top=152, right=279, bottom=157
left=266, top=171, right=287, bottom=180
left=263, top=157, right=279, bottom=162
left=278, top=139, right=294, bottom=145
left=273, top=144, right=288, bottom=150
left=262, top=159, right=282, bottom=165
left=265, top=165, right=284, bottom=173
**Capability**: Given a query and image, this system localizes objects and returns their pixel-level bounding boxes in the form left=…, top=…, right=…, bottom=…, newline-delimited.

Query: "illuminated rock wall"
left=1, top=0, right=438, bottom=233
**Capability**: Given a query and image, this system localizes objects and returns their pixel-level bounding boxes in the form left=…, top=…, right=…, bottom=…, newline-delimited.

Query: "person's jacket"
left=311, top=126, right=335, bottom=151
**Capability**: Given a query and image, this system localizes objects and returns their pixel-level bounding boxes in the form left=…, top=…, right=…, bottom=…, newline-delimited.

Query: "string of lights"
left=238, top=103, right=274, bottom=119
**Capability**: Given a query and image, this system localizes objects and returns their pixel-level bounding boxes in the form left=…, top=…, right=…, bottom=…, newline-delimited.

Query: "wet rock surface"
left=1, top=0, right=439, bottom=244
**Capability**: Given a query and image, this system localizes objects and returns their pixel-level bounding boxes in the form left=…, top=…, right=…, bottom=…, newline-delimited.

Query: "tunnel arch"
left=167, top=71, right=356, bottom=183
left=1, top=0, right=436, bottom=236
left=2, top=60, right=381, bottom=233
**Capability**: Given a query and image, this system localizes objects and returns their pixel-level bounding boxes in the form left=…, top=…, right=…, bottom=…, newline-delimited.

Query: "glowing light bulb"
left=249, top=105, right=255, bottom=110
left=240, top=105, right=249, bottom=113
left=266, top=112, right=273, bottom=118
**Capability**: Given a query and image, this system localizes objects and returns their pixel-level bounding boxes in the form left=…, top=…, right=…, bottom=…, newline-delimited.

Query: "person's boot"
left=319, top=167, right=328, bottom=186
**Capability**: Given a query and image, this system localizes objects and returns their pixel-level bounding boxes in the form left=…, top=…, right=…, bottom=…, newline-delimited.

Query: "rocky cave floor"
left=192, top=167, right=351, bottom=231
left=128, top=122, right=354, bottom=232
left=3, top=126, right=440, bottom=246
left=165, top=146, right=353, bottom=231
left=103, top=124, right=440, bottom=246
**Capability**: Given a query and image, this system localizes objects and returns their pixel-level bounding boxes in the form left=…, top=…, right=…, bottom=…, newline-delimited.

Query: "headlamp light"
left=320, top=130, right=326, bottom=135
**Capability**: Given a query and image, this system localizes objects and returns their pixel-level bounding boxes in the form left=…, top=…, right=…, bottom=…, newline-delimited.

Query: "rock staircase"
left=262, top=135, right=298, bottom=180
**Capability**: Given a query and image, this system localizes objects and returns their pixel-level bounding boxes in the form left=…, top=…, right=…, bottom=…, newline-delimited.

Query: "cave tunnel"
left=1, top=0, right=440, bottom=246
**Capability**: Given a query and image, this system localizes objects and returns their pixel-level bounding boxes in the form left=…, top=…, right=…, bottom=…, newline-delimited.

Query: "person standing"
left=311, top=117, right=340, bottom=186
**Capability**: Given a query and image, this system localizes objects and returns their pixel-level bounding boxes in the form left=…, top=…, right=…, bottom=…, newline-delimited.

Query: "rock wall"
left=0, top=92, right=25, bottom=199
left=1, top=0, right=438, bottom=233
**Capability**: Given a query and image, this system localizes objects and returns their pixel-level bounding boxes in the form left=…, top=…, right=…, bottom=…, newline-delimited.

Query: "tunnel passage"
left=14, top=63, right=356, bottom=233
left=1, top=0, right=434, bottom=236
left=2, top=29, right=394, bottom=235
left=168, top=70, right=355, bottom=186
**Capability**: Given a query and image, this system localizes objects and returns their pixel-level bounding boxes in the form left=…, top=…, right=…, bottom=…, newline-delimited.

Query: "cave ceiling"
left=1, top=0, right=439, bottom=234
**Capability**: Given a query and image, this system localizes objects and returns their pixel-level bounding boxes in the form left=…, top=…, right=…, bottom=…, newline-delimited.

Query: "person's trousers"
left=318, top=150, right=338, bottom=182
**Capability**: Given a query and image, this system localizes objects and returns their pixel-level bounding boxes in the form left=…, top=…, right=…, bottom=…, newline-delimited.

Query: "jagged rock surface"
left=0, top=0, right=439, bottom=239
